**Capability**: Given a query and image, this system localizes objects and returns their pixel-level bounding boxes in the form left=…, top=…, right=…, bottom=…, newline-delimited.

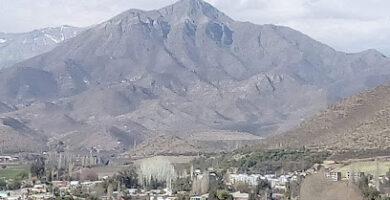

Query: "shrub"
left=7, top=180, right=21, bottom=190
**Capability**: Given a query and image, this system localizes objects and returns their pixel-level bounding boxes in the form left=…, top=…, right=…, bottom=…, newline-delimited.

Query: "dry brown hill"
left=266, top=83, right=390, bottom=150
left=128, top=131, right=262, bottom=157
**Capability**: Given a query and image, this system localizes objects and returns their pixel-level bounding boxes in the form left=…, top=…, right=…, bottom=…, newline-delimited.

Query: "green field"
left=334, top=161, right=390, bottom=177
left=0, top=165, right=29, bottom=180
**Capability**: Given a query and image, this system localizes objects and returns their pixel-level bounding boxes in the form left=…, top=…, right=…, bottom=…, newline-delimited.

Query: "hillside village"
left=0, top=150, right=390, bottom=200
left=0, top=152, right=308, bottom=200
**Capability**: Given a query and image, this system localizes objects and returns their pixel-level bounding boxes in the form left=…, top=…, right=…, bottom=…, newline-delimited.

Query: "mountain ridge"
left=0, top=25, right=84, bottom=69
left=0, top=0, right=389, bottom=154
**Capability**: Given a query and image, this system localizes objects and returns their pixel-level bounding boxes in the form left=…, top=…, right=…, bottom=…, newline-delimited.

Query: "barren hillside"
left=266, top=83, right=390, bottom=150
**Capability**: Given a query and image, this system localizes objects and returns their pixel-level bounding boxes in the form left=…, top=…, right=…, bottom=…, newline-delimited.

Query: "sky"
left=0, top=0, right=389, bottom=55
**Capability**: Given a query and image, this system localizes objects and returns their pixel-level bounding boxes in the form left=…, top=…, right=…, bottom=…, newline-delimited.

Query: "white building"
left=0, top=156, right=19, bottom=162
left=279, top=175, right=291, bottom=184
left=263, top=174, right=276, bottom=180
left=229, top=174, right=261, bottom=186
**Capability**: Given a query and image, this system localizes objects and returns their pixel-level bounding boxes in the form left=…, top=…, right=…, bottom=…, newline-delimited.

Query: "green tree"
left=56, top=196, right=74, bottom=200
left=358, top=176, right=380, bottom=200
left=209, top=189, right=218, bottom=200
left=257, top=179, right=271, bottom=192
left=256, top=179, right=272, bottom=199
left=217, top=190, right=233, bottom=200
left=174, top=177, right=192, bottom=192
left=177, top=192, right=190, bottom=200
left=0, top=179, right=6, bottom=190
left=31, top=156, right=45, bottom=178
left=53, top=187, right=60, bottom=197
left=144, top=175, right=166, bottom=190
left=71, top=185, right=83, bottom=196
left=117, top=168, right=139, bottom=188
left=7, top=180, right=21, bottom=190
left=209, top=173, right=225, bottom=192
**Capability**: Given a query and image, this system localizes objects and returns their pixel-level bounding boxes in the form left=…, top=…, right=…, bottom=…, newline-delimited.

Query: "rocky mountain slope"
left=266, top=83, right=390, bottom=150
left=0, top=0, right=389, bottom=154
left=0, top=25, right=83, bottom=69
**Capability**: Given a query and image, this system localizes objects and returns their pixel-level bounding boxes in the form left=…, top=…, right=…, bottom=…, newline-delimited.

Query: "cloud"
left=0, top=0, right=389, bottom=55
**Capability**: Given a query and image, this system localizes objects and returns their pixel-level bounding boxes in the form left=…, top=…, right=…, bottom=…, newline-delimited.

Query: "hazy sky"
left=0, top=0, right=390, bottom=55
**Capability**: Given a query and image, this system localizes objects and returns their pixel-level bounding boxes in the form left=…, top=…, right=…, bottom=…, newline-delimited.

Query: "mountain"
left=265, top=83, right=390, bottom=150
left=0, top=25, right=84, bottom=69
left=0, top=0, right=389, bottom=154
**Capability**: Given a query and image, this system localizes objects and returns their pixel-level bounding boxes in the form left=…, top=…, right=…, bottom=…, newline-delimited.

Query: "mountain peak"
left=160, top=0, right=232, bottom=22
left=175, top=0, right=208, bottom=6
left=107, top=0, right=231, bottom=26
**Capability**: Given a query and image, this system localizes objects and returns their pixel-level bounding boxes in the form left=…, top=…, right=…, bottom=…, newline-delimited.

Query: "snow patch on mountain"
left=0, top=26, right=84, bottom=69
left=44, top=34, right=61, bottom=43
